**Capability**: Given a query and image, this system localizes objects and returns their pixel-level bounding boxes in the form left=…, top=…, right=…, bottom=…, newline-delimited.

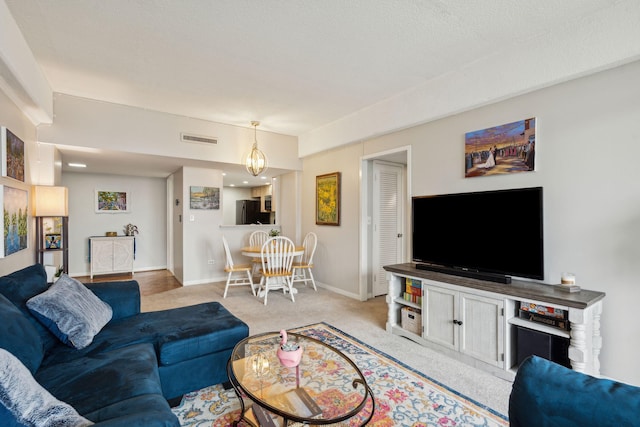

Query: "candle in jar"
left=561, top=272, right=576, bottom=285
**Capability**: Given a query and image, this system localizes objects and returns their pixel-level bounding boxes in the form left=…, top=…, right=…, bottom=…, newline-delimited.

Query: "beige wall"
left=302, top=143, right=364, bottom=297
left=276, top=171, right=301, bottom=243
left=301, top=60, right=640, bottom=385
left=175, top=167, right=226, bottom=285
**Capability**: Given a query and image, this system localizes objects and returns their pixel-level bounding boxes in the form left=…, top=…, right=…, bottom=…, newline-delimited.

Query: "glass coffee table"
left=227, top=331, right=374, bottom=426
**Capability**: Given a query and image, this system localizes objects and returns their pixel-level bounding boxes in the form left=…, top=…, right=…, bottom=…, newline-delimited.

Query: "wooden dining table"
left=241, top=245, right=305, bottom=296
left=240, top=245, right=304, bottom=258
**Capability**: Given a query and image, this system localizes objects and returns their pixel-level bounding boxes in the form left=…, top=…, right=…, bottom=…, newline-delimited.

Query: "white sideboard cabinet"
left=384, top=263, right=605, bottom=381
left=89, top=236, right=135, bottom=278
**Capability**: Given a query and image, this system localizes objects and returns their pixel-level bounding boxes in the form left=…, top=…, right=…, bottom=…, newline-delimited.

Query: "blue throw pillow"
left=0, top=264, right=59, bottom=353
left=26, top=275, right=113, bottom=350
left=0, top=293, right=43, bottom=374
left=0, top=348, right=93, bottom=426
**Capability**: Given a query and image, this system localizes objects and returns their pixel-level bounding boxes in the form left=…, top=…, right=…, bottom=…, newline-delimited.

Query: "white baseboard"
left=70, top=265, right=167, bottom=278
left=315, top=281, right=360, bottom=300
left=183, top=275, right=227, bottom=286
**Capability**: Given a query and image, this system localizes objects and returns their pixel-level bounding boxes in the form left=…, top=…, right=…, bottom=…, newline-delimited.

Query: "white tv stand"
left=384, top=263, right=605, bottom=381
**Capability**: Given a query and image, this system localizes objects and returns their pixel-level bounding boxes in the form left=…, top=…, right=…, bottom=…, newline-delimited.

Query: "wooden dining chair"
left=258, top=236, right=296, bottom=305
left=291, top=232, right=317, bottom=291
left=248, top=230, right=269, bottom=276
left=222, top=236, right=255, bottom=298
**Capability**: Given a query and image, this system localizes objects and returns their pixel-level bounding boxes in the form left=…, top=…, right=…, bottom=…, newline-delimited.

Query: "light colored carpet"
left=142, top=282, right=512, bottom=416
left=173, top=323, right=509, bottom=426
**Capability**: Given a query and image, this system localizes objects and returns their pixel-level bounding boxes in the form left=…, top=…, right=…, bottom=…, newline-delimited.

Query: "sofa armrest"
left=509, top=355, right=640, bottom=427
left=86, top=280, right=141, bottom=320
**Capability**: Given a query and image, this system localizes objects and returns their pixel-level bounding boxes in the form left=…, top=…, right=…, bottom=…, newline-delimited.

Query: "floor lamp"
left=33, top=186, right=69, bottom=276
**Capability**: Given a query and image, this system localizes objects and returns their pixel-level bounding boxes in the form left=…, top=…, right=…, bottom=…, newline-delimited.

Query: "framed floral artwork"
left=316, top=172, right=341, bottom=226
left=1, top=185, right=28, bottom=257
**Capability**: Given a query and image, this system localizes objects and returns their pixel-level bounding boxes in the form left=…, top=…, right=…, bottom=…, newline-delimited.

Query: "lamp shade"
left=33, top=186, right=68, bottom=217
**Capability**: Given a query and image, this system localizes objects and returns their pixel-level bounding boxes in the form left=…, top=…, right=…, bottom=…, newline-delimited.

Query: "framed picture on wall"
left=464, top=117, right=536, bottom=178
left=190, top=186, right=220, bottom=210
left=1, top=185, right=29, bottom=257
left=1, top=127, right=25, bottom=182
left=95, top=190, right=130, bottom=213
left=316, top=172, right=341, bottom=226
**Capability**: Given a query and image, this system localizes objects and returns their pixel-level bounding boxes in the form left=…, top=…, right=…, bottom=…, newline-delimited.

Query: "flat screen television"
left=412, top=186, right=543, bottom=283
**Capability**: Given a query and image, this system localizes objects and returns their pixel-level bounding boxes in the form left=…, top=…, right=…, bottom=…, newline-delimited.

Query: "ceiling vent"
left=181, top=133, right=218, bottom=145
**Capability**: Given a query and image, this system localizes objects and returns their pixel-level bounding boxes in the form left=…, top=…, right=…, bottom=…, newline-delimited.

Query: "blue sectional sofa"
left=0, top=264, right=249, bottom=426
left=509, top=355, right=640, bottom=427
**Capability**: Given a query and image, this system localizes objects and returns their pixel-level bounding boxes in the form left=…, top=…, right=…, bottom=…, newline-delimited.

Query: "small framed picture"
left=45, top=234, right=62, bottom=249
left=1, top=127, right=25, bottom=182
left=190, top=186, right=220, bottom=210
left=95, top=190, right=130, bottom=213
left=316, top=172, right=341, bottom=226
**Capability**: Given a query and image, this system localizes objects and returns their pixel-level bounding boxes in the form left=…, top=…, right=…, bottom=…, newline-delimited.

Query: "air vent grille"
left=181, top=133, right=218, bottom=145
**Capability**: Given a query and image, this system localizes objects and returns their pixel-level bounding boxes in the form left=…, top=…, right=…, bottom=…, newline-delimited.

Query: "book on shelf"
left=403, top=292, right=422, bottom=304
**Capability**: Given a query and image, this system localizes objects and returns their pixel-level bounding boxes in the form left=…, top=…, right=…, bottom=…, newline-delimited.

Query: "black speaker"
left=516, top=326, right=570, bottom=368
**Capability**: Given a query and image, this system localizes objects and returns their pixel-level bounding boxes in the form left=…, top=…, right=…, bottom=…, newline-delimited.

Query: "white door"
left=372, top=161, right=404, bottom=296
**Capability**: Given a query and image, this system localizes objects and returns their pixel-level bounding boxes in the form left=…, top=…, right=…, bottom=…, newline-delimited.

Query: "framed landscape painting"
left=1, top=127, right=25, bottom=182
left=1, top=185, right=28, bottom=257
left=316, top=172, right=341, bottom=226
left=190, top=186, right=220, bottom=210
left=95, top=190, right=130, bottom=213
left=464, top=117, right=536, bottom=178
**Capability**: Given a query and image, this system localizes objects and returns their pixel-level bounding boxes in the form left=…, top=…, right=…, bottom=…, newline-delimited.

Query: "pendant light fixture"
left=245, top=121, right=268, bottom=176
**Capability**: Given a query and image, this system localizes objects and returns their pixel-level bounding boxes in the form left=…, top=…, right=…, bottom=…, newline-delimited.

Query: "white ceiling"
left=4, top=0, right=638, bottom=185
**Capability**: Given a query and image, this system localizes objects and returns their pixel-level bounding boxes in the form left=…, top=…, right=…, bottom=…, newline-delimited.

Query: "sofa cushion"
left=86, top=280, right=141, bottom=320
left=509, top=355, right=640, bottom=427
left=154, top=302, right=249, bottom=365
left=0, top=293, right=43, bottom=374
left=41, top=302, right=248, bottom=368
left=82, top=394, right=178, bottom=426
left=36, top=343, right=164, bottom=416
left=0, top=348, right=93, bottom=427
left=0, top=264, right=59, bottom=352
left=27, top=274, right=113, bottom=350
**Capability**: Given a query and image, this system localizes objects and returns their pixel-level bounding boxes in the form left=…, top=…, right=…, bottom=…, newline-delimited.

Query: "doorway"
left=359, top=147, right=410, bottom=300
left=372, top=161, right=404, bottom=296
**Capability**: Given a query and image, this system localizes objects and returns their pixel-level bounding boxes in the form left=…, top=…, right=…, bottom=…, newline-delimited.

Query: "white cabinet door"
left=424, top=286, right=458, bottom=350
left=460, top=293, right=504, bottom=368
left=91, top=239, right=115, bottom=274
left=113, top=238, right=134, bottom=271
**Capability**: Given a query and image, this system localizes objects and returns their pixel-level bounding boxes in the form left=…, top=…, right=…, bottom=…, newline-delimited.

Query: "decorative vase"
left=125, top=224, right=139, bottom=236
left=276, top=329, right=303, bottom=368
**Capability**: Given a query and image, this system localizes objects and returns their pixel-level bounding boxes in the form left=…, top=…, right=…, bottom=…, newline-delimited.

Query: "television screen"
left=412, top=187, right=543, bottom=281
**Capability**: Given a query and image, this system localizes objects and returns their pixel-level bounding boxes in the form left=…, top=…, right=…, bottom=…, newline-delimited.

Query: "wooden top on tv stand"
left=383, top=263, right=605, bottom=309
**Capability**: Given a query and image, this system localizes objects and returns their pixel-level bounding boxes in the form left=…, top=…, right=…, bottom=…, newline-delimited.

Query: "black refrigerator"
left=236, top=200, right=271, bottom=225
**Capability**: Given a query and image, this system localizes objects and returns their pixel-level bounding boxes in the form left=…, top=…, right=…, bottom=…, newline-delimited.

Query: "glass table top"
left=228, top=331, right=372, bottom=425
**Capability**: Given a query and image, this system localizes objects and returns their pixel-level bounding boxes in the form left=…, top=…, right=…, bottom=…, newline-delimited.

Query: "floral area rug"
left=172, top=322, right=508, bottom=426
